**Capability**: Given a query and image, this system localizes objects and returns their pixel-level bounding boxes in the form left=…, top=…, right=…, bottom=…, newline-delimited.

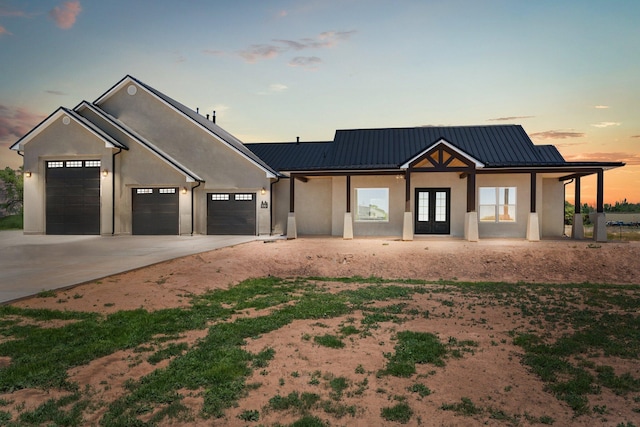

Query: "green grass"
left=0, top=214, right=22, bottom=230
left=2, top=276, right=640, bottom=424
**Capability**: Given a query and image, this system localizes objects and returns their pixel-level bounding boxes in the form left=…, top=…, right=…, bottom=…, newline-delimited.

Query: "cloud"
left=277, top=10, right=288, bottom=18
left=0, top=5, right=29, bottom=17
left=269, top=83, right=287, bottom=92
left=487, top=115, right=534, bottom=122
left=235, top=30, right=356, bottom=64
left=202, top=49, right=225, bottom=56
left=594, top=105, right=609, bottom=109
left=49, top=1, right=81, bottom=29
left=631, top=135, right=640, bottom=139
left=45, top=90, right=66, bottom=96
left=0, top=25, right=10, bottom=36
left=289, top=56, right=322, bottom=68
left=591, top=122, right=621, bottom=128
left=564, top=152, right=640, bottom=165
left=0, top=105, right=45, bottom=141
left=530, top=130, right=585, bottom=139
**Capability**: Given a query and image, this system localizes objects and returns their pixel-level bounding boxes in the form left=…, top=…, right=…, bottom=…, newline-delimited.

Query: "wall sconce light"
left=24, top=171, right=32, bottom=178
left=181, top=187, right=188, bottom=194
left=260, top=187, right=266, bottom=195
left=102, top=169, right=108, bottom=177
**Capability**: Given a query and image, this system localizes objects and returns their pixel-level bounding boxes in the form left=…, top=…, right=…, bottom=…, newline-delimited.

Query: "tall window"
left=479, top=187, right=516, bottom=222
left=355, top=188, right=389, bottom=221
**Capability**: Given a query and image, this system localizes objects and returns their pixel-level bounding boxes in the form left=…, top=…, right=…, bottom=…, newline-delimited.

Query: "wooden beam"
left=530, top=172, right=537, bottom=213
left=289, top=176, right=295, bottom=213
left=597, top=169, right=604, bottom=213
left=466, top=171, right=476, bottom=213
left=346, top=175, right=351, bottom=213
left=575, top=177, right=581, bottom=213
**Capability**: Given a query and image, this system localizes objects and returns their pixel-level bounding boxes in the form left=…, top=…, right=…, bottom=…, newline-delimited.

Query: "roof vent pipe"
left=196, top=107, right=199, bottom=114
left=296, top=136, right=300, bottom=144
left=206, top=114, right=210, bottom=120
left=212, top=111, right=216, bottom=124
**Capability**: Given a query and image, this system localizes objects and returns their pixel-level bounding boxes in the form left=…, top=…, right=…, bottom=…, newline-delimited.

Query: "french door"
left=414, top=188, right=450, bottom=234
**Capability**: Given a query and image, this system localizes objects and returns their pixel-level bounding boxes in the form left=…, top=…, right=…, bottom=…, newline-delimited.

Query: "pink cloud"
left=564, top=152, right=640, bottom=165
left=49, top=1, right=81, bottom=30
left=530, top=130, right=585, bottom=139
left=0, top=105, right=45, bottom=141
left=0, top=25, right=10, bottom=36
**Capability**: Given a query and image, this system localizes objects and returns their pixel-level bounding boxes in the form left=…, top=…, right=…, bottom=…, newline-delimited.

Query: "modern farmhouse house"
left=10, top=76, right=624, bottom=241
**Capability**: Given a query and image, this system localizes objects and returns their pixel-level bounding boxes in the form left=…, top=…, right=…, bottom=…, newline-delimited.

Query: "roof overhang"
left=400, top=138, right=485, bottom=169
left=10, top=107, right=126, bottom=152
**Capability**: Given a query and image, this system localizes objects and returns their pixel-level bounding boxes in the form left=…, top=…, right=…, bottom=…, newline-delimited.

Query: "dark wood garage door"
left=132, top=188, right=179, bottom=235
left=46, top=160, right=101, bottom=235
left=207, top=193, right=256, bottom=235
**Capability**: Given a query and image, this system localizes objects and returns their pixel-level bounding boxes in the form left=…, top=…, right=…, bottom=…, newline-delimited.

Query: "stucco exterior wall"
left=541, top=177, right=564, bottom=237
left=348, top=175, right=405, bottom=236
left=20, top=115, right=114, bottom=235
left=271, top=179, right=290, bottom=235
left=295, top=177, right=332, bottom=235
left=96, top=83, right=272, bottom=235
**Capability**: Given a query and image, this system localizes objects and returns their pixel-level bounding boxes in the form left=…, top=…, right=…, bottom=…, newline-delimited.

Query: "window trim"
left=478, top=187, right=517, bottom=223
left=354, top=187, right=390, bottom=222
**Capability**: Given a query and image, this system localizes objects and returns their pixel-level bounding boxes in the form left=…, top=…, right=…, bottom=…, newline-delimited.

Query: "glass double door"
left=414, top=188, right=450, bottom=234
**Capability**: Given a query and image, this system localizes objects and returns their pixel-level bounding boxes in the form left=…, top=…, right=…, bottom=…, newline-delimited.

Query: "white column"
left=343, top=212, right=353, bottom=239
left=286, top=212, right=297, bottom=239
left=594, top=212, right=607, bottom=242
left=526, top=212, right=540, bottom=242
left=465, top=212, right=479, bottom=242
left=402, top=212, right=413, bottom=241
left=571, top=214, right=584, bottom=239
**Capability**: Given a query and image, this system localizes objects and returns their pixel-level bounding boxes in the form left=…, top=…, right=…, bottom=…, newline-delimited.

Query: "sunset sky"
left=1, top=0, right=638, bottom=205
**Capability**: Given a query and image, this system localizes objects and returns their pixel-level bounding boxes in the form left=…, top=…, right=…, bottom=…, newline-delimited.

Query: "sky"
left=1, top=0, right=638, bottom=205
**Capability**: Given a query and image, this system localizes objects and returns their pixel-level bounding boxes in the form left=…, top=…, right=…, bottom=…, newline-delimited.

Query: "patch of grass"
left=238, top=409, right=260, bottom=421
left=407, top=383, right=431, bottom=397
left=440, top=397, right=481, bottom=416
left=0, top=214, right=23, bottom=230
left=381, top=331, right=446, bottom=377
left=313, top=334, right=345, bottom=349
left=329, top=376, right=349, bottom=400
left=18, top=392, right=88, bottom=426
left=289, top=415, right=329, bottom=427
left=381, top=402, right=413, bottom=424
left=147, top=342, right=188, bottom=365
left=36, top=290, right=57, bottom=298
left=268, top=391, right=320, bottom=413
left=339, top=325, right=360, bottom=336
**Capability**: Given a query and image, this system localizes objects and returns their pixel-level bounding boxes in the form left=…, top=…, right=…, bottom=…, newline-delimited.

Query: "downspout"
left=17, top=151, right=24, bottom=157
left=269, top=176, right=280, bottom=235
left=190, top=180, right=202, bottom=235
left=563, top=178, right=574, bottom=237
left=112, top=148, right=123, bottom=235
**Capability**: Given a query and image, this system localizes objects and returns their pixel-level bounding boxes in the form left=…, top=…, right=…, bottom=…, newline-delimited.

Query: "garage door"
left=207, top=193, right=256, bottom=235
left=132, top=188, right=179, bottom=235
left=46, top=160, right=100, bottom=235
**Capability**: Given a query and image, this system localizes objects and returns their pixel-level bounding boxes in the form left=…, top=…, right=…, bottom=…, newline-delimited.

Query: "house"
left=10, top=75, right=624, bottom=241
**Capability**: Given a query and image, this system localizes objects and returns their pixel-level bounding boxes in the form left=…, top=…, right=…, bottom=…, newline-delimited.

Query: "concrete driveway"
left=0, top=231, right=262, bottom=304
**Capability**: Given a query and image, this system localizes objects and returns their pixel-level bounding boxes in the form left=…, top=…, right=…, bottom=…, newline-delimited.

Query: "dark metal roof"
left=247, top=125, right=605, bottom=172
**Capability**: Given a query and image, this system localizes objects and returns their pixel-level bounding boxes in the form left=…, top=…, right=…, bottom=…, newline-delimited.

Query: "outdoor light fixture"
left=24, top=171, right=32, bottom=178
left=102, top=169, right=108, bottom=177
left=181, top=187, right=188, bottom=194
left=261, top=187, right=266, bottom=195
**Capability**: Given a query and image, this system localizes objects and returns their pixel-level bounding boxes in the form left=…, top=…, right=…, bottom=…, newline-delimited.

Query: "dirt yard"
left=7, top=237, right=640, bottom=426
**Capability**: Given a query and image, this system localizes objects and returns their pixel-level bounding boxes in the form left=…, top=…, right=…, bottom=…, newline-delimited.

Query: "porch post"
left=594, top=169, right=607, bottom=242
left=402, top=170, right=413, bottom=241
left=286, top=175, right=297, bottom=239
left=526, top=172, right=540, bottom=241
left=343, top=175, right=353, bottom=239
left=464, top=169, right=478, bottom=242
left=571, top=177, right=584, bottom=239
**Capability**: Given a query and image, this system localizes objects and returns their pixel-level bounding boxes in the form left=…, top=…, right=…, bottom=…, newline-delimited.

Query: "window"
left=211, top=194, right=230, bottom=201
left=65, top=161, right=83, bottom=167
left=159, top=188, right=176, bottom=194
left=136, top=188, right=153, bottom=194
left=355, top=188, right=389, bottom=221
left=47, top=161, right=64, bottom=168
left=479, top=187, right=516, bottom=222
left=85, top=160, right=101, bottom=167
left=235, top=194, right=253, bottom=201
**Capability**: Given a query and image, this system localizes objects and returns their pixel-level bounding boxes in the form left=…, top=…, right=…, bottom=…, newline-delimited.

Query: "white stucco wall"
left=296, top=177, right=332, bottom=235
left=476, top=174, right=530, bottom=238
left=541, top=177, right=564, bottom=237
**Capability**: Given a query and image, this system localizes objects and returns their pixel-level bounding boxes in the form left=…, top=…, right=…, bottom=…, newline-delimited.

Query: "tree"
left=564, top=201, right=574, bottom=225
left=0, top=167, right=24, bottom=215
